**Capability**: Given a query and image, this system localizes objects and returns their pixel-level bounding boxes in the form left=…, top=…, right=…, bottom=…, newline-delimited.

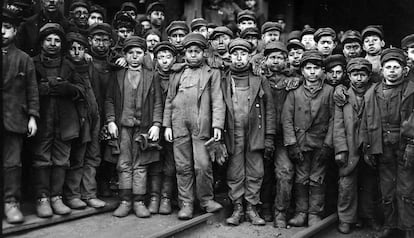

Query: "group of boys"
left=2, top=0, right=414, bottom=238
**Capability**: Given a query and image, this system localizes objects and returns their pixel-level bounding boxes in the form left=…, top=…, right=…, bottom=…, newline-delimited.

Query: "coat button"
left=259, top=125, right=262, bottom=129
left=256, top=104, right=260, bottom=107
left=258, top=115, right=262, bottom=118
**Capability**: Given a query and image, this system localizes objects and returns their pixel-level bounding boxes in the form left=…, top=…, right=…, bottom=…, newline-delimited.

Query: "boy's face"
left=88, top=12, right=103, bottom=26
left=146, top=33, right=160, bottom=52
left=343, top=42, right=362, bottom=59
left=363, top=35, right=384, bottom=56
left=302, top=62, right=323, bottom=82
left=168, top=29, right=187, bottom=50
left=125, top=46, right=145, bottom=68
left=42, top=33, right=62, bottom=55
left=348, top=70, right=369, bottom=86
left=316, top=36, right=336, bottom=56
left=69, top=41, right=86, bottom=62
left=149, top=11, right=165, bottom=27
left=89, top=34, right=111, bottom=55
left=245, top=0, right=256, bottom=8
left=288, top=47, right=304, bottom=67
left=42, top=0, right=59, bottom=13
left=2, top=22, right=17, bottom=47
left=301, top=34, right=316, bottom=50
left=406, top=47, right=414, bottom=68
left=211, top=34, right=231, bottom=54
left=326, top=65, right=345, bottom=86
left=141, top=20, right=151, bottom=30
left=185, top=45, right=204, bottom=67
left=245, top=35, right=258, bottom=51
left=117, top=27, right=133, bottom=40
left=230, top=49, right=250, bottom=69
left=266, top=51, right=286, bottom=72
left=156, top=50, right=176, bottom=71
left=193, top=26, right=208, bottom=39
left=381, top=60, right=405, bottom=83
left=262, top=30, right=280, bottom=44
left=238, top=20, right=256, bottom=32
left=72, top=6, right=89, bottom=27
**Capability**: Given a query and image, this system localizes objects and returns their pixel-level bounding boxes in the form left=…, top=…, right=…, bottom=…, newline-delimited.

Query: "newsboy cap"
left=190, top=18, right=208, bottom=31
left=228, top=38, right=252, bottom=54
left=347, top=57, right=372, bottom=73
left=166, top=21, right=189, bottom=36
left=261, top=22, right=282, bottom=34
left=301, top=27, right=316, bottom=38
left=287, top=41, right=305, bottom=51
left=146, top=1, right=165, bottom=14
left=324, top=54, right=346, bottom=71
left=182, top=33, right=208, bottom=49
left=2, top=5, right=23, bottom=26
left=89, top=22, right=112, bottom=36
left=264, top=41, right=287, bottom=56
left=66, top=32, right=88, bottom=47
left=70, top=0, right=90, bottom=11
left=39, top=23, right=65, bottom=43
left=314, top=27, right=336, bottom=42
left=123, top=36, right=147, bottom=52
left=362, top=25, right=384, bottom=39
left=240, top=27, right=260, bottom=39
left=380, top=48, right=406, bottom=66
left=341, top=30, right=362, bottom=44
left=401, top=34, right=414, bottom=50
left=237, top=10, right=256, bottom=23
left=300, top=50, right=324, bottom=67
left=153, top=41, right=178, bottom=56
left=210, top=26, right=234, bottom=40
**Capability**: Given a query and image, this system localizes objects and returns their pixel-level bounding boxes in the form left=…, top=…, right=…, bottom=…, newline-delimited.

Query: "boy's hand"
left=334, top=85, right=349, bottom=107
left=108, top=122, right=118, bottom=138
left=364, top=154, right=377, bottom=168
left=214, top=128, right=222, bottom=141
left=164, top=128, right=173, bottom=142
left=115, top=57, right=127, bottom=68
left=148, top=126, right=160, bottom=141
left=84, top=53, right=93, bottom=62
left=335, top=152, right=348, bottom=167
left=27, top=116, right=37, bottom=137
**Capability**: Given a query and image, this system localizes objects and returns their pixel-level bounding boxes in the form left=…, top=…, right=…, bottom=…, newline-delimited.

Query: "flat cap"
left=347, top=57, right=372, bottom=72
left=287, top=41, right=305, bottom=51
left=123, top=35, right=147, bottom=52
left=112, top=11, right=135, bottom=29
left=66, top=32, right=88, bottom=47
left=166, top=21, right=189, bottom=36
left=361, top=25, right=384, bottom=39
left=314, top=27, right=336, bottom=42
left=144, top=29, right=162, bottom=39
left=264, top=41, right=288, bottom=56
left=182, top=33, right=208, bottom=49
left=288, top=30, right=302, bottom=42
left=39, top=23, right=65, bottom=42
left=401, top=34, right=414, bottom=50
left=153, top=41, right=177, bottom=56
left=120, top=2, right=137, bottom=13
left=237, top=10, right=256, bottom=23
left=261, top=22, right=282, bottom=34
left=240, top=27, right=260, bottom=39
left=301, top=27, right=316, bottom=38
left=89, top=22, right=112, bottom=36
left=207, top=23, right=218, bottom=29
left=300, top=50, right=324, bottom=67
left=190, top=18, right=208, bottom=31
left=380, top=48, right=406, bottom=66
left=2, top=5, right=23, bottom=26
left=70, top=0, right=90, bottom=11
left=228, top=38, right=252, bottom=53
left=210, top=26, right=234, bottom=40
left=341, top=30, right=362, bottom=44
left=324, top=54, right=346, bottom=70
left=90, top=4, right=106, bottom=20
left=146, top=1, right=165, bottom=14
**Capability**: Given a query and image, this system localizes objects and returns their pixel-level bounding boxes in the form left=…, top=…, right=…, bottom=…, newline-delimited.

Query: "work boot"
left=373, top=228, right=392, bottom=238
left=226, top=200, right=244, bottom=226
left=4, top=201, right=24, bottom=224
left=202, top=200, right=223, bottom=213
left=261, top=203, right=273, bottom=222
left=338, top=221, right=351, bottom=234
left=36, top=196, right=53, bottom=218
left=273, top=210, right=287, bottom=228
left=51, top=196, right=71, bottom=215
left=66, top=198, right=87, bottom=209
left=309, top=185, right=325, bottom=225
left=85, top=198, right=106, bottom=208
left=113, top=201, right=132, bottom=217
left=148, top=195, right=160, bottom=214
left=159, top=193, right=172, bottom=215
left=178, top=202, right=193, bottom=220
left=288, top=183, right=309, bottom=227
left=288, top=212, right=307, bottom=227
left=245, top=203, right=265, bottom=226
left=133, top=201, right=151, bottom=218
left=308, top=214, right=322, bottom=227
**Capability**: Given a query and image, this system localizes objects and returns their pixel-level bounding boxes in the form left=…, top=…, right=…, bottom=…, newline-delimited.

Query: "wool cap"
left=288, top=30, right=302, bottom=42
left=153, top=41, right=177, bottom=56
left=69, top=0, right=90, bottom=11
left=66, top=32, right=88, bottom=47
left=182, top=33, right=208, bottom=49
left=166, top=21, right=189, bottom=36
left=287, top=41, right=305, bottom=51
left=380, top=48, right=406, bottom=66
left=39, top=23, right=65, bottom=42
left=112, top=11, right=135, bottom=29
left=90, top=4, right=106, bottom=20
left=240, top=27, right=260, bottom=39
left=144, top=29, right=162, bottom=39
left=228, top=38, right=252, bottom=53
left=341, top=30, right=362, bottom=44
left=314, top=27, right=336, bottom=42
left=261, top=22, right=282, bottom=34
left=89, top=23, right=112, bottom=36
left=237, top=10, right=256, bottom=23
left=207, top=23, right=218, bottom=29
left=264, top=41, right=288, bottom=56
left=146, top=1, right=165, bottom=14
left=210, top=26, right=234, bottom=40
left=123, top=36, right=147, bottom=52
left=401, top=34, right=414, bottom=50
left=300, top=49, right=324, bottom=67
left=301, top=27, right=316, bottom=38
left=324, top=54, right=346, bottom=71
left=347, top=57, right=372, bottom=73
left=120, top=2, right=137, bottom=13
left=361, top=25, right=384, bottom=39
left=190, top=18, right=208, bottom=31
left=2, top=5, right=23, bottom=26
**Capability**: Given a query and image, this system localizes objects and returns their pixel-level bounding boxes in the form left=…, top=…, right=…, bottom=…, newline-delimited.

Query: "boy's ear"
left=380, top=40, right=385, bottom=48
left=403, top=66, right=410, bottom=77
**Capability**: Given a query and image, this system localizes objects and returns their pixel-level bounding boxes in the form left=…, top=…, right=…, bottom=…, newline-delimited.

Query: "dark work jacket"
left=3, top=44, right=40, bottom=134
left=33, top=56, right=82, bottom=141
left=221, top=70, right=276, bottom=155
left=105, top=66, right=163, bottom=165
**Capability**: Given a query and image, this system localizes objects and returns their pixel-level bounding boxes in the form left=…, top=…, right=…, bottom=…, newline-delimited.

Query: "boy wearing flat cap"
left=361, top=48, right=414, bottom=238
left=163, top=33, right=225, bottom=220
left=31, top=23, right=84, bottom=218
left=105, top=36, right=163, bottom=218
left=301, top=27, right=317, bottom=51
left=282, top=50, right=335, bottom=227
left=402, top=33, right=414, bottom=82
left=166, top=21, right=189, bottom=63
left=362, top=25, right=385, bottom=76
left=333, top=58, right=377, bottom=234
left=237, top=10, right=257, bottom=33
left=146, top=41, right=178, bottom=215
left=146, top=1, right=166, bottom=40
left=325, top=54, right=347, bottom=87
left=240, top=27, right=260, bottom=55
left=2, top=6, right=39, bottom=224
left=191, top=18, right=208, bottom=39
left=287, top=40, right=305, bottom=77
left=221, top=38, right=276, bottom=226
left=207, top=26, right=234, bottom=71
left=68, top=0, right=90, bottom=36
left=88, top=4, right=105, bottom=27
left=314, top=27, right=336, bottom=58
left=341, top=30, right=363, bottom=61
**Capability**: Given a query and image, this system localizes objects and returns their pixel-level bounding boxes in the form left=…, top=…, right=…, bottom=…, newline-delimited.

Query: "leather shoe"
left=4, top=202, right=24, bottom=224
left=51, top=196, right=71, bottom=215
left=273, top=210, right=287, bottom=228
left=159, top=197, right=172, bottom=215
left=113, top=201, right=131, bottom=217
left=66, top=198, right=87, bottom=209
left=36, top=197, right=53, bottom=218
left=308, top=214, right=321, bottom=227
left=85, top=198, right=106, bottom=208
left=202, top=200, right=223, bottom=213
left=338, top=222, right=351, bottom=234
left=288, top=212, right=307, bottom=227
left=133, top=201, right=151, bottom=218
left=148, top=196, right=160, bottom=214
left=178, top=202, right=193, bottom=220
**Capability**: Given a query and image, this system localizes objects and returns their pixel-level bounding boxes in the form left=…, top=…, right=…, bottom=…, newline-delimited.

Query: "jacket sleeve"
left=25, top=56, right=40, bottom=118
left=210, top=68, right=225, bottom=130
left=323, top=88, right=335, bottom=147
left=333, top=104, right=348, bottom=154
left=152, top=74, right=163, bottom=127
left=282, top=91, right=297, bottom=146
left=162, top=73, right=174, bottom=128
left=262, top=77, right=276, bottom=136
left=105, top=75, right=116, bottom=124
